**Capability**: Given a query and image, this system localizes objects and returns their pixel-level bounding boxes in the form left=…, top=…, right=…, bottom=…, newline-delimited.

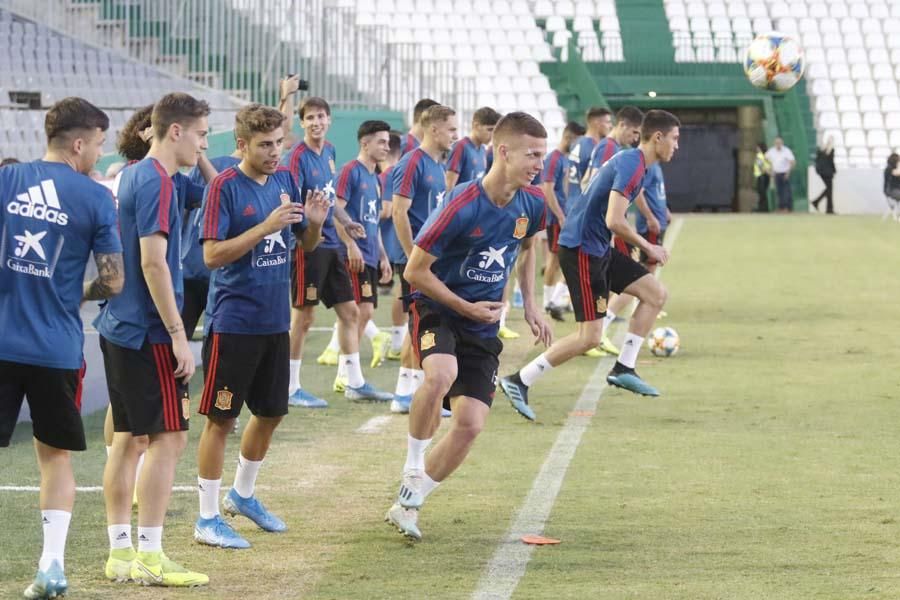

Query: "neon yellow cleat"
left=599, top=335, right=620, bottom=356
left=333, top=374, right=348, bottom=393
left=130, top=551, right=208, bottom=587
left=370, top=331, right=391, bottom=369
left=498, top=326, right=520, bottom=339
left=583, top=347, right=607, bottom=358
left=386, top=348, right=402, bottom=361
left=105, top=548, right=135, bottom=583
left=316, top=347, right=338, bottom=366
left=656, top=310, right=668, bottom=320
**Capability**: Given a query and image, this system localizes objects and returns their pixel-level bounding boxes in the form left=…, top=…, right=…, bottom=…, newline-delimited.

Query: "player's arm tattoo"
left=82, top=252, right=125, bottom=301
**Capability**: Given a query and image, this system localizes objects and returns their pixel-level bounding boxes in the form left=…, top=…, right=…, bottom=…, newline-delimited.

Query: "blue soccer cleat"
left=345, top=382, right=393, bottom=402
left=193, top=514, right=251, bottom=549
left=23, top=560, right=67, bottom=599
left=288, top=388, right=328, bottom=408
left=499, top=374, right=536, bottom=421
left=390, top=394, right=412, bottom=414
left=222, top=488, right=287, bottom=533
left=606, top=367, right=660, bottom=397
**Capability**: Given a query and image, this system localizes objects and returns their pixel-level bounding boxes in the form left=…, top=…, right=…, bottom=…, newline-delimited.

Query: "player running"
left=541, top=120, right=585, bottom=322
left=95, top=93, right=211, bottom=587
left=581, top=106, right=644, bottom=186
left=445, top=106, right=501, bottom=189
left=500, top=110, right=680, bottom=421
left=193, top=104, right=328, bottom=549
left=566, top=107, right=612, bottom=201
left=1, top=98, right=123, bottom=600
left=385, top=112, right=553, bottom=541
left=390, top=105, right=458, bottom=412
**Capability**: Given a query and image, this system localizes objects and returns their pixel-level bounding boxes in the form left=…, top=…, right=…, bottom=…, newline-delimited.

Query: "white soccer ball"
left=743, top=32, right=805, bottom=92
left=647, top=327, right=680, bottom=357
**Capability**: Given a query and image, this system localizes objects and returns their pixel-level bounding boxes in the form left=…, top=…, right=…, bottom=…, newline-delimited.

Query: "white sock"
left=134, top=451, right=145, bottom=492
left=289, top=359, right=301, bottom=394
left=499, top=302, right=509, bottom=329
left=233, top=454, right=263, bottom=499
left=136, top=526, right=162, bottom=553
left=39, top=510, right=70, bottom=571
left=404, top=434, right=432, bottom=472
left=543, top=285, right=553, bottom=308
left=107, top=524, right=132, bottom=550
left=390, top=326, right=406, bottom=352
left=340, top=353, right=365, bottom=388
left=602, top=310, right=617, bottom=332
left=395, top=367, right=414, bottom=396
left=519, top=353, right=553, bottom=387
left=105, top=445, right=110, bottom=456
left=619, top=332, right=644, bottom=369
left=553, top=282, right=569, bottom=306
left=336, top=356, right=347, bottom=379
left=420, top=472, right=441, bottom=499
left=364, top=320, right=379, bottom=341
left=326, top=323, right=340, bottom=352
left=198, top=477, right=221, bottom=519
left=411, top=369, right=424, bottom=392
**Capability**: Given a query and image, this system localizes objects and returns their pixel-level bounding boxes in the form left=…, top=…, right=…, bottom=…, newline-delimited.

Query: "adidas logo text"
left=7, top=180, right=69, bottom=226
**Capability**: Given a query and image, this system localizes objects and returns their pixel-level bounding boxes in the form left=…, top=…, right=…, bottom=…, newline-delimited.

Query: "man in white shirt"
left=765, top=136, right=796, bottom=213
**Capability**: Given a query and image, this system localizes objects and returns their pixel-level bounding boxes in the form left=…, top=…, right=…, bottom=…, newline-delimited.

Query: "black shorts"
left=199, top=331, right=289, bottom=419
left=396, top=263, right=414, bottom=312
left=0, top=360, right=86, bottom=450
left=348, top=263, right=379, bottom=307
left=613, top=235, right=634, bottom=259
left=638, top=230, right=666, bottom=265
left=409, top=300, right=503, bottom=408
left=99, top=337, right=190, bottom=436
left=558, top=246, right=649, bottom=322
left=182, top=277, right=209, bottom=340
left=546, top=223, right=562, bottom=254
left=291, top=246, right=355, bottom=309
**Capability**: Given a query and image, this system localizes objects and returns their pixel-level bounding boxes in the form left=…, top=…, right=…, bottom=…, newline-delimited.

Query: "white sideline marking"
left=471, top=218, right=684, bottom=600
left=0, top=485, right=196, bottom=493
left=356, top=415, right=393, bottom=434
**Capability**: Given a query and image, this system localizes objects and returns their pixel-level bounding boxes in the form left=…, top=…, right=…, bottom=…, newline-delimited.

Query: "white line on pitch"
left=0, top=485, right=196, bottom=493
left=356, top=415, right=394, bottom=434
left=471, top=217, right=684, bottom=600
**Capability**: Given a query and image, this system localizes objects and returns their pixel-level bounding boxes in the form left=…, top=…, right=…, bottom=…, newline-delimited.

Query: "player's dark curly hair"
left=117, top=104, right=154, bottom=162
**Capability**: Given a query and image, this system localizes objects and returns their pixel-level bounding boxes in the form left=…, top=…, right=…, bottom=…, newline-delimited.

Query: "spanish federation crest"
left=596, top=297, right=608, bottom=314
left=182, top=394, right=190, bottom=420
left=215, top=389, right=233, bottom=411
left=513, top=216, right=529, bottom=239
left=420, top=331, right=436, bottom=351
left=279, top=192, right=291, bottom=205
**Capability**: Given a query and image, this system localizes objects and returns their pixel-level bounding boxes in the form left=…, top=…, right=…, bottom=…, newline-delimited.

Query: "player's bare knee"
left=451, top=413, right=485, bottom=443
left=579, top=323, right=603, bottom=350
left=205, top=416, right=235, bottom=437
left=423, top=369, right=456, bottom=399
left=653, top=282, right=668, bottom=309
left=133, top=434, right=150, bottom=454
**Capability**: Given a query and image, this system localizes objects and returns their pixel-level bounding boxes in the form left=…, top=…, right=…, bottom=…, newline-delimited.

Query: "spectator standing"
left=812, top=136, right=836, bottom=214
left=753, top=142, right=771, bottom=212
left=765, top=136, right=795, bottom=213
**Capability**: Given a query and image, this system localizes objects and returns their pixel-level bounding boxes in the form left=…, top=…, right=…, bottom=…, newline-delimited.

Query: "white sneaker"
left=385, top=503, right=421, bottom=541
left=397, top=469, right=425, bottom=509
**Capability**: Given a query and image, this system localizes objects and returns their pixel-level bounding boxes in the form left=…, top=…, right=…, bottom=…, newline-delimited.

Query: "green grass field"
left=2, top=214, right=900, bottom=599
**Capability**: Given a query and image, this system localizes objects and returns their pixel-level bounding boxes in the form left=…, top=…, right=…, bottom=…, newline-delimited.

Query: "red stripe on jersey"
left=398, top=149, right=424, bottom=198
left=336, top=160, right=356, bottom=200
left=447, top=138, right=468, bottom=172
left=602, top=140, right=618, bottom=163
left=288, top=142, right=308, bottom=187
left=150, top=159, right=172, bottom=234
left=416, top=183, right=480, bottom=252
left=622, top=153, right=647, bottom=198
left=203, top=169, right=238, bottom=240
left=544, top=150, right=560, bottom=180
left=200, top=333, right=220, bottom=414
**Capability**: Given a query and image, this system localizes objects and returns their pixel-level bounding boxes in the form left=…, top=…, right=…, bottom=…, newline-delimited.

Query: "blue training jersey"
left=391, top=147, right=446, bottom=264
left=636, top=163, right=669, bottom=234
left=401, top=131, right=420, bottom=156
left=183, top=155, right=241, bottom=280
left=566, top=135, right=597, bottom=191
left=413, top=180, right=546, bottom=338
left=201, top=166, right=306, bottom=335
left=0, top=160, right=121, bottom=369
left=282, top=140, right=340, bottom=250
left=542, top=148, right=569, bottom=225
left=559, top=148, right=647, bottom=258
left=95, top=158, right=184, bottom=349
left=336, top=159, right=381, bottom=268
left=379, top=166, right=405, bottom=265
left=586, top=137, right=621, bottom=179
left=447, top=137, right=486, bottom=184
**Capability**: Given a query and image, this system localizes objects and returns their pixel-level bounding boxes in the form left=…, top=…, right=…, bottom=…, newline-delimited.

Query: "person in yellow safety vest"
left=754, top=142, right=772, bottom=212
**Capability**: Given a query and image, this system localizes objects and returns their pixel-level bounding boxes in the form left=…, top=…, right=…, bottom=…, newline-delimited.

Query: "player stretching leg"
left=193, top=105, right=328, bottom=548
left=386, top=113, right=552, bottom=540
left=2, top=99, right=123, bottom=599
left=500, top=110, right=680, bottom=420
left=96, top=93, right=210, bottom=586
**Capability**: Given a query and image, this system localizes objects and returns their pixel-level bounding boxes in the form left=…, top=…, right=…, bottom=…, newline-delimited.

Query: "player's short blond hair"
left=420, top=105, right=456, bottom=128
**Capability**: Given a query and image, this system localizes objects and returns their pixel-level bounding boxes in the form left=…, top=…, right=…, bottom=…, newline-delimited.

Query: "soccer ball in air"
left=647, top=327, right=680, bottom=357
left=743, top=32, right=805, bottom=92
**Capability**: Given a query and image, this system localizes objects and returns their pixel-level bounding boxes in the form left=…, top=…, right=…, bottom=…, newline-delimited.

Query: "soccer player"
left=385, top=112, right=552, bottom=541
left=379, top=132, right=409, bottom=368
left=445, top=106, right=501, bottom=189
left=581, top=105, right=644, bottom=186
left=329, top=121, right=395, bottom=393
left=401, top=98, right=440, bottom=154
left=500, top=110, right=680, bottom=421
left=1, top=98, right=123, bottom=600
left=283, top=97, right=387, bottom=407
left=566, top=106, right=612, bottom=200
left=193, top=104, right=329, bottom=549
left=541, top=120, right=586, bottom=322
left=95, top=92, right=210, bottom=587
left=390, top=105, right=458, bottom=411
